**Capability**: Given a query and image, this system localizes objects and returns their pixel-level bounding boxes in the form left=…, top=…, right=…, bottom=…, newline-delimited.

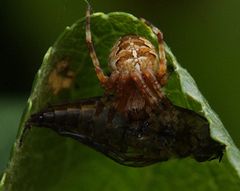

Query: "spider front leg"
left=114, top=74, right=129, bottom=111
left=142, top=68, right=164, bottom=99
left=131, top=71, right=158, bottom=105
left=140, top=18, right=167, bottom=85
left=105, top=71, right=120, bottom=92
left=85, top=2, right=109, bottom=86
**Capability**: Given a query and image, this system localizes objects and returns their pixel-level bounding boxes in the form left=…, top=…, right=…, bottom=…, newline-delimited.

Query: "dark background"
left=1, top=0, right=240, bottom=173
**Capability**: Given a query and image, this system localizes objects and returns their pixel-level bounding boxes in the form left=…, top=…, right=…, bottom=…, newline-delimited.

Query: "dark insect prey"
left=23, top=96, right=224, bottom=167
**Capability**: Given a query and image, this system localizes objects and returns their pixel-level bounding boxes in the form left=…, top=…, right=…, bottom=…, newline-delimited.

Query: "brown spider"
left=85, top=4, right=167, bottom=113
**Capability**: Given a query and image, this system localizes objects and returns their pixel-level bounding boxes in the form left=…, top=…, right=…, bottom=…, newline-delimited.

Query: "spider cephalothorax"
left=86, top=5, right=167, bottom=113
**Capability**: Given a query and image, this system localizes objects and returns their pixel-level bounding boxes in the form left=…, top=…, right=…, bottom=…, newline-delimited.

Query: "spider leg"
left=116, top=73, right=127, bottom=95
left=131, top=71, right=158, bottom=105
left=115, top=74, right=128, bottom=111
left=140, top=18, right=167, bottom=84
left=142, top=68, right=164, bottom=99
left=85, top=2, right=109, bottom=86
left=105, top=71, right=120, bottom=92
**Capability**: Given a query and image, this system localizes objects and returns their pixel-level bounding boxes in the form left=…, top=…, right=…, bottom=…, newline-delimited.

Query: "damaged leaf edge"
left=165, top=46, right=240, bottom=178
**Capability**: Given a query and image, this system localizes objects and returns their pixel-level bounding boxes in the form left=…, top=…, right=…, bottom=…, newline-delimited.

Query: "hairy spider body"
left=108, top=35, right=162, bottom=112
left=86, top=5, right=167, bottom=113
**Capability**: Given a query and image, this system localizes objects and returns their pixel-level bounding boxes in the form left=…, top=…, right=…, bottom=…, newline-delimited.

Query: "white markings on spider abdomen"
left=109, top=35, right=158, bottom=73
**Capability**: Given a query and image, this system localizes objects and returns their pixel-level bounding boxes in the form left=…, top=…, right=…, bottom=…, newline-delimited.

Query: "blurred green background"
left=0, top=0, right=240, bottom=175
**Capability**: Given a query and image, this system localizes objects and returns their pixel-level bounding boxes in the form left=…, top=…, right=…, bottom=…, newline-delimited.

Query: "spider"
left=85, top=4, right=167, bottom=113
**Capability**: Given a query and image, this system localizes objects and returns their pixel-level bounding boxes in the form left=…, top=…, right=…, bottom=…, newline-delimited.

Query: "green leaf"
left=1, top=12, right=240, bottom=191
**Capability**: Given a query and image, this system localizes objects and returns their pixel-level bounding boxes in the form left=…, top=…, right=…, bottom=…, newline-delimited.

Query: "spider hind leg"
left=140, top=18, right=167, bottom=84
left=85, top=3, right=109, bottom=86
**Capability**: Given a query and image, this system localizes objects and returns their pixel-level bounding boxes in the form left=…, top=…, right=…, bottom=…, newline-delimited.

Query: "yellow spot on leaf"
left=48, top=60, right=75, bottom=95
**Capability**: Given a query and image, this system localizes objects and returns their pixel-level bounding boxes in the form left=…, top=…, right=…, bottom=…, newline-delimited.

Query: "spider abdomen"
left=109, top=35, right=159, bottom=73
